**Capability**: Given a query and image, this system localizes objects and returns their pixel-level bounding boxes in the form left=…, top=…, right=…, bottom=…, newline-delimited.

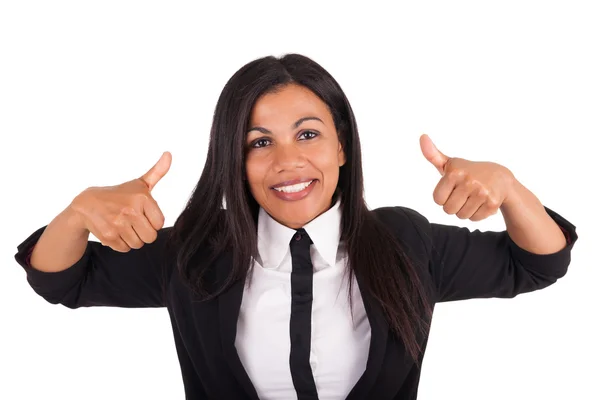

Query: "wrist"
left=64, top=201, right=89, bottom=237
left=500, top=174, right=524, bottom=211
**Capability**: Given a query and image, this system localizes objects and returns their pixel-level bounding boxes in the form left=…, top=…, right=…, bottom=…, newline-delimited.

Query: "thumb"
left=140, top=151, right=172, bottom=191
left=419, top=134, right=449, bottom=175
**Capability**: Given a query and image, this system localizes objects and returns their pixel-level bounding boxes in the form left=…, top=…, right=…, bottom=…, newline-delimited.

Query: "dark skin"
left=245, top=84, right=345, bottom=229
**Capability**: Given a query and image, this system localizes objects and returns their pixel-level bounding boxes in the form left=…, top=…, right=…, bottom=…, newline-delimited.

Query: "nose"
left=273, top=142, right=306, bottom=172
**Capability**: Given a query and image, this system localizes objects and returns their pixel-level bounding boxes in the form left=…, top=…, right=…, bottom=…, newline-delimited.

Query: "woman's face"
left=245, top=84, right=346, bottom=229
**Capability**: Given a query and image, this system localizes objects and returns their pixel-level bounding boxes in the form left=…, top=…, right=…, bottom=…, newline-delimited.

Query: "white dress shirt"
left=235, top=199, right=372, bottom=400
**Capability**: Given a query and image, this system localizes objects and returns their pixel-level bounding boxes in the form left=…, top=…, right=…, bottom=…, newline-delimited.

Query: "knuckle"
left=448, top=168, right=466, bottom=180
left=478, top=187, right=490, bottom=198
left=120, top=206, right=139, bottom=218
left=136, top=192, right=151, bottom=205
left=463, top=180, right=474, bottom=190
left=487, top=197, right=502, bottom=209
left=101, top=229, right=118, bottom=241
left=109, top=214, right=127, bottom=228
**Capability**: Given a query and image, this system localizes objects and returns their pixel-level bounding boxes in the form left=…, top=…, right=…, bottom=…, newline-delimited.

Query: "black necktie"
left=289, top=228, right=319, bottom=399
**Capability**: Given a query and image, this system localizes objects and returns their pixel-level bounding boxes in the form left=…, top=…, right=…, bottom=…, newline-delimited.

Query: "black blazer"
left=15, top=206, right=577, bottom=399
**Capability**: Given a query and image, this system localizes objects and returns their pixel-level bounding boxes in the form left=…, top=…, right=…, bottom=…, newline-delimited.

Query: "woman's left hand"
left=420, top=134, right=517, bottom=221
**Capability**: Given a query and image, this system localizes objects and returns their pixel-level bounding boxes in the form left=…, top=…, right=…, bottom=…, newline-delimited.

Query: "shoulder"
left=371, top=205, right=431, bottom=235
left=370, top=205, right=434, bottom=254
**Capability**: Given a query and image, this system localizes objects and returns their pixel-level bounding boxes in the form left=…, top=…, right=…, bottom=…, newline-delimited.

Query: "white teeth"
left=274, top=180, right=313, bottom=193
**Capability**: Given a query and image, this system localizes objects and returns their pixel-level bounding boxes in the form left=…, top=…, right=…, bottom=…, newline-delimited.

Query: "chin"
left=261, top=190, right=330, bottom=225
left=281, top=211, right=311, bottom=228
left=296, top=204, right=327, bottom=224
left=270, top=206, right=311, bottom=228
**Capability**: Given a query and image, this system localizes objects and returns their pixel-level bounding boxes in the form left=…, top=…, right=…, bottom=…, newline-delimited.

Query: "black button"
left=295, top=233, right=302, bottom=241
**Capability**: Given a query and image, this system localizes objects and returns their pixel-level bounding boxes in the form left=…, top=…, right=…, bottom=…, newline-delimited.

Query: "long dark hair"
left=168, top=53, right=433, bottom=363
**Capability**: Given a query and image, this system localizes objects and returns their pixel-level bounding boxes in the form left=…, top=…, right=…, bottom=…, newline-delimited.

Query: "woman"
left=15, top=53, right=578, bottom=399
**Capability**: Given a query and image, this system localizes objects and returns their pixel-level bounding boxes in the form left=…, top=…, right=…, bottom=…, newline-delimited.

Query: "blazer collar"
left=216, top=251, right=260, bottom=399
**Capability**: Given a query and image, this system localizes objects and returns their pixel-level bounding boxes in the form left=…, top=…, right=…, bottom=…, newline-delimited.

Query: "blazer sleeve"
left=398, top=206, right=578, bottom=303
left=14, top=225, right=175, bottom=308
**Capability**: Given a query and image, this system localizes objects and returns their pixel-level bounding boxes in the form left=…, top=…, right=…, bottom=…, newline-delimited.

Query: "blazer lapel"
left=214, top=251, right=396, bottom=399
left=345, top=271, right=389, bottom=400
left=216, top=253, right=260, bottom=400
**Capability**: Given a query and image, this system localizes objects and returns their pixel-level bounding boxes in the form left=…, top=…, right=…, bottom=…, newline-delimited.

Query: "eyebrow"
left=246, top=116, right=324, bottom=134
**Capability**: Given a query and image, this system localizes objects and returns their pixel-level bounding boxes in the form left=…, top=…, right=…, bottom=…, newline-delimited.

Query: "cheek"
left=245, top=156, right=260, bottom=180
left=312, top=151, right=340, bottom=183
left=245, top=159, right=267, bottom=193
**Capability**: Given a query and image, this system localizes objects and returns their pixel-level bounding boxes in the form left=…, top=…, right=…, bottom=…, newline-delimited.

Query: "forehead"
left=249, top=84, right=332, bottom=125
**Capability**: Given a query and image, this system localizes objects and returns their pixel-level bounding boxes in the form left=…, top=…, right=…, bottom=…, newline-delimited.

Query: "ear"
left=337, top=141, right=346, bottom=167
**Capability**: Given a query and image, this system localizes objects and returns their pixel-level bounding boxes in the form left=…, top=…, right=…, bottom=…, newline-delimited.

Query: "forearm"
left=29, top=205, right=90, bottom=273
left=500, top=179, right=567, bottom=255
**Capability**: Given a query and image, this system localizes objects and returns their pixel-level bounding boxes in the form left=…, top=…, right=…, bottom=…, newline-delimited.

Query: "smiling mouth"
left=272, top=179, right=316, bottom=193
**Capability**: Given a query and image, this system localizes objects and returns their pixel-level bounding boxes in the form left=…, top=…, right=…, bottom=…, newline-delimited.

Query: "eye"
left=299, top=130, right=319, bottom=140
left=251, top=138, right=271, bottom=148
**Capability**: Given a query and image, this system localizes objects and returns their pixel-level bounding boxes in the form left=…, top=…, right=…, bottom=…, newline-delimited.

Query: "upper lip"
left=270, top=178, right=315, bottom=189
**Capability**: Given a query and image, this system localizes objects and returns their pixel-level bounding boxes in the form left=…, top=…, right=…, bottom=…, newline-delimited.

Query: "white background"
left=1, top=1, right=597, bottom=399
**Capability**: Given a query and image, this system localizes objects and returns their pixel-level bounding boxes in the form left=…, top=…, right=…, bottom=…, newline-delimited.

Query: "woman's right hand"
left=68, top=152, right=172, bottom=253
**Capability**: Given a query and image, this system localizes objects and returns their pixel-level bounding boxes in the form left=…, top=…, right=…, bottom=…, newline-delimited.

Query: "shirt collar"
left=257, top=197, right=343, bottom=269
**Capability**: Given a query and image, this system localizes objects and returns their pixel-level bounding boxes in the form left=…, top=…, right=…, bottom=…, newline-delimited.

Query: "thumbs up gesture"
left=419, top=134, right=515, bottom=221
left=69, top=152, right=172, bottom=252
